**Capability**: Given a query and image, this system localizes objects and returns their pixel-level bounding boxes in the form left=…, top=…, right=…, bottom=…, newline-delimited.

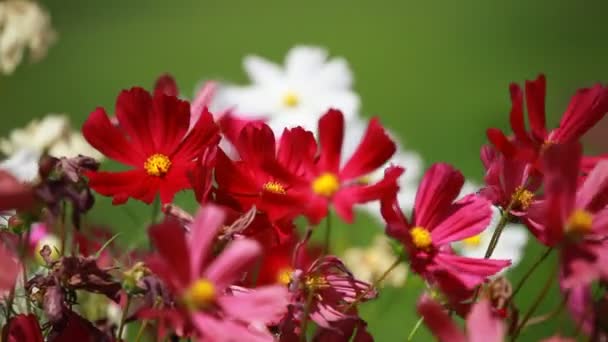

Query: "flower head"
left=82, top=87, right=221, bottom=204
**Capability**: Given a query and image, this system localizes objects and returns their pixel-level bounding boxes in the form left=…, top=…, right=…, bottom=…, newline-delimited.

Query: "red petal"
left=524, top=74, right=547, bottom=141
left=486, top=128, right=515, bottom=158
left=413, top=163, right=464, bottom=230
left=553, top=84, right=608, bottom=143
left=159, top=162, right=193, bottom=204
left=277, top=127, right=317, bottom=178
left=508, top=83, right=532, bottom=144
left=431, top=194, right=492, bottom=245
left=340, top=118, right=396, bottom=180
left=82, top=107, right=144, bottom=166
left=236, top=123, right=276, bottom=166
left=115, top=87, right=156, bottom=155
left=317, top=109, right=344, bottom=174
left=417, top=296, right=466, bottom=342
left=153, top=73, right=179, bottom=97
left=148, top=221, right=191, bottom=287
left=150, top=92, right=191, bottom=155
left=86, top=169, right=158, bottom=205
left=173, top=108, right=220, bottom=162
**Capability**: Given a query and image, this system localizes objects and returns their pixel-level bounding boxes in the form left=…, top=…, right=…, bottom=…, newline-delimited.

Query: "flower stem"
left=344, top=255, right=403, bottom=312
left=507, top=247, right=553, bottom=306
left=323, top=213, right=332, bottom=255
left=150, top=197, right=160, bottom=224
left=511, top=265, right=557, bottom=340
left=406, top=317, right=423, bottom=341
left=117, top=295, right=132, bottom=341
left=299, top=290, right=315, bottom=342
left=134, top=319, right=149, bottom=342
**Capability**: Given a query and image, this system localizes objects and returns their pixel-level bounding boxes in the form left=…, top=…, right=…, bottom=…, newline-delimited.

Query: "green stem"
left=507, top=247, right=553, bottom=306
left=299, top=290, right=316, bottom=342
left=134, top=319, right=149, bottom=342
left=406, top=317, right=424, bottom=341
left=511, top=265, right=557, bottom=340
left=150, top=197, right=160, bottom=224
left=323, top=213, right=332, bottom=255
left=117, top=295, right=132, bottom=341
left=484, top=208, right=512, bottom=259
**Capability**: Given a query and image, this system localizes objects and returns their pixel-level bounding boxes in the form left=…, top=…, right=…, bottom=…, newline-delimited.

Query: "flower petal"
left=524, top=74, right=547, bottom=141
left=86, top=169, right=158, bottom=205
left=417, top=296, right=466, bottom=342
left=114, top=87, right=156, bottom=155
left=467, top=299, right=505, bottom=342
left=431, top=194, right=492, bottom=245
left=148, top=220, right=191, bottom=287
left=219, top=285, right=289, bottom=325
left=188, top=205, right=226, bottom=278
left=204, top=239, right=261, bottom=291
left=317, top=109, right=344, bottom=174
left=244, top=55, right=284, bottom=85
left=150, top=92, right=191, bottom=155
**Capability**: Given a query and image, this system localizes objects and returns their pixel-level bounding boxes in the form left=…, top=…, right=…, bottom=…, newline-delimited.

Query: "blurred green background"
left=2, top=0, right=608, bottom=340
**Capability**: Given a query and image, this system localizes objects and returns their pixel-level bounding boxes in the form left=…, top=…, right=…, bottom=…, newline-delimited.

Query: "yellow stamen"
left=276, top=268, right=293, bottom=285
left=566, top=209, right=593, bottom=236
left=462, top=234, right=482, bottom=247
left=263, top=181, right=286, bottom=194
left=304, top=275, right=328, bottom=290
left=410, top=226, right=432, bottom=250
left=511, top=186, right=534, bottom=210
left=312, top=172, right=340, bottom=197
left=282, top=91, right=299, bottom=108
left=144, top=153, right=172, bottom=176
left=183, top=279, right=216, bottom=310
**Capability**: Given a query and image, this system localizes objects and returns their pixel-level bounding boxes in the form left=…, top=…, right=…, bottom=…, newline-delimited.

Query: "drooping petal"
left=524, top=74, right=547, bottom=141
left=148, top=221, right=191, bottom=287
left=82, top=107, right=144, bottom=167
left=467, top=299, right=505, bottom=342
left=204, top=239, right=261, bottom=291
left=340, top=117, right=396, bottom=180
left=431, top=194, right=492, bottom=245
left=433, top=253, right=510, bottom=289
left=317, top=109, right=344, bottom=174
left=188, top=205, right=226, bottom=277
left=417, top=296, right=466, bottom=342
left=413, top=163, right=464, bottom=230
left=552, top=84, right=608, bottom=143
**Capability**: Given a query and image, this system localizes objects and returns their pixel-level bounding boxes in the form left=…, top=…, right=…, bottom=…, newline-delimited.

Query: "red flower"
left=487, top=74, right=608, bottom=166
left=2, top=314, right=43, bottom=342
left=83, top=87, right=220, bottom=204
left=0, top=170, right=35, bottom=211
left=382, top=163, right=510, bottom=291
left=301, top=109, right=399, bottom=224
left=526, top=143, right=608, bottom=288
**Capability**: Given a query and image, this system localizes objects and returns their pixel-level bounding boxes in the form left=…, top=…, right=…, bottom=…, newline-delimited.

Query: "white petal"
left=243, top=55, right=284, bottom=85
left=284, top=45, right=328, bottom=82
left=318, top=57, right=354, bottom=89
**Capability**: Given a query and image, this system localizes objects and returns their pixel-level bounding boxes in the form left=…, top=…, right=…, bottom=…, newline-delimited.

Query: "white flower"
left=213, top=45, right=360, bottom=134
left=0, top=148, right=39, bottom=181
left=452, top=182, right=529, bottom=273
left=343, top=235, right=408, bottom=287
left=342, top=117, right=423, bottom=223
left=0, top=0, right=56, bottom=74
left=1, top=114, right=102, bottom=160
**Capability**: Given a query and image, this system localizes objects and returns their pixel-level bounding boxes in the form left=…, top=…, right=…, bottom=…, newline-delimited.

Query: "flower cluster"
left=0, top=46, right=607, bottom=342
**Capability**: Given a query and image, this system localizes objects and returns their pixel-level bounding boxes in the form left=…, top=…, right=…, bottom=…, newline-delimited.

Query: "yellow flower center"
left=462, top=234, right=482, bottom=247
left=263, top=181, right=286, bottom=194
left=276, top=268, right=293, bottom=285
left=511, top=186, right=534, bottom=210
left=312, top=172, right=340, bottom=197
left=304, top=275, right=328, bottom=290
left=144, top=154, right=172, bottom=176
left=282, top=91, right=299, bottom=108
left=410, top=226, right=432, bottom=250
left=566, top=209, right=593, bottom=236
left=183, top=279, right=216, bottom=310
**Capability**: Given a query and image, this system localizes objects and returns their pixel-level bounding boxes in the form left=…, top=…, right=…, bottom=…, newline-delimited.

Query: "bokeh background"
left=2, top=1, right=608, bottom=340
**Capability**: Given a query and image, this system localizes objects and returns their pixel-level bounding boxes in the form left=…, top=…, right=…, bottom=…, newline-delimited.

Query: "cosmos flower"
left=0, top=0, right=56, bottom=74
left=82, top=87, right=220, bottom=204
left=213, top=45, right=360, bottom=134
left=381, top=163, right=510, bottom=292
left=147, top=205, right=288, bottom=341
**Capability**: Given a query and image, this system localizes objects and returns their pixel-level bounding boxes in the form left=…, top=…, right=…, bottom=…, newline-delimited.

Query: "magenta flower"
left=417, top=296, right=504, bottom=342
left=381, top=163, right=510, bottom=292
left=146, top=204, right=289, bottom=341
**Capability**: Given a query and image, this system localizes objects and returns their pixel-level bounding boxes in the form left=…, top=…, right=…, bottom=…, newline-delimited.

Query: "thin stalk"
left=117, top=295, right=132, bottom=341
left=507, top=247, right=553, bottom=306
left=134, top=319, right=150, bottom=342
left=521, top=291, right=569, bottom=328
left=511, top=265, right=557, bottom=340
left=344, top=256, right=403, bottom=312
left=323, top=213, right=332, bottom=255
left=299, top=290, right=316, bottom=342
left=150, top=197, right=160, bottom=224
left=406, top=317, right=424, bottom=341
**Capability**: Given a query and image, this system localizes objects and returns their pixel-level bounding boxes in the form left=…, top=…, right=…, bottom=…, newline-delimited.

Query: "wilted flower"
left=0, top=0, right=56, bottom=74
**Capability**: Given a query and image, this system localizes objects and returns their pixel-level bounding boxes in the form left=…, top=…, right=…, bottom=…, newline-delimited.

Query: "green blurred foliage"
left=2, top=0, right=607, bottom=340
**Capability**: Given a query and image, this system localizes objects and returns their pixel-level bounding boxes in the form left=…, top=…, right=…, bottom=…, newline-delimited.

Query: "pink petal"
left=188, top=205, right=226, bottom=279
left=434, top=253, right=510, bottom=289
left=466, top=299, right=505, bottom=342
left=413, top=163, right=464, bottom=229
left=431, top=194, right=492, bottom=245
left=576, top=160, right=608, bottom=212
left=192, top=313, right=272, bottom=342
left=204, top=239, right=261, bottom=291
left=219, top=285, right=289, bottom=325
left=190, top=81, right=218, bottom=128
left=417, top=295, right=466, bottom=342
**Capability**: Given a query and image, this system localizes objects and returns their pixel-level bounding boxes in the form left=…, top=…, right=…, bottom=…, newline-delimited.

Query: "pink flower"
left=0, top=241, right=19, bottom=293
left=526, top=143, right=608, bottom=288
left=0, top=170, right=35, bottom=211
left=146, top=204, right=289, bottom=341
left=417, top=296, right=504, bottom=342
left=381, top=163, right=510, bottom=291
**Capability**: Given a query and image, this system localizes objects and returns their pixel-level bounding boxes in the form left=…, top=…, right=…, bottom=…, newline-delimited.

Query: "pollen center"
left=462, top=234, right=482, bottom=247
left=312, top=173, right=340, bottom=197
left=511, top=186, right=534, bottom=210
left=276, top=268, right=293, bottom=285
left=566, top=209, right=593, bottom=236
left=304, top=275, right=328, bottom=290
left=410, top=226, right=432, bottom=250
left=263, top=181, right=286, bottom=194
left=144, top=154, right=172, bottom=176
left=282, top=91, right=299, bottom=108
left=184, top=278, right=216, bottom=310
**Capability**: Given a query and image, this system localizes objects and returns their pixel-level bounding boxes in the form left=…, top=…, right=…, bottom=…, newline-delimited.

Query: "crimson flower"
left=2, top=314, right=43, bottom=342
left=487, top=74, right=608, bottom=165
left=146, top=204, right=288, bottom=341
left=526, top=143, right=608, bottom=288
left=82, top=87, right=220, bottom=204
left=381, top=163, right=510, bottom=291
left=301, top=109, right=399, bottom=224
